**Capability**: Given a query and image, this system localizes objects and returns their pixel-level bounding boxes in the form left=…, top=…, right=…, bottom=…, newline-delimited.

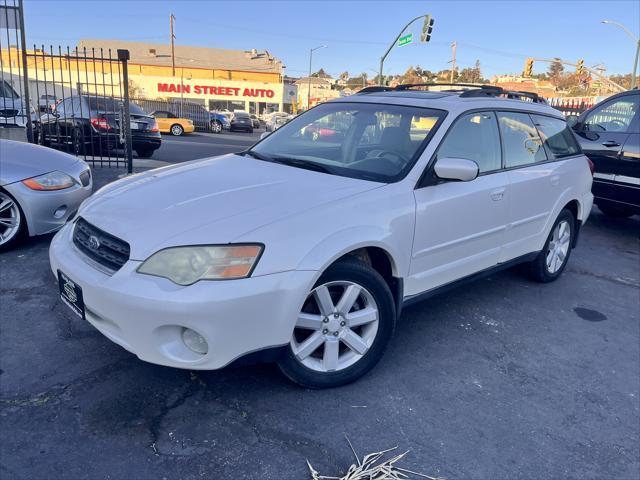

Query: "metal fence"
left=1, top=0, right=134, bottom=171
left=133, top=97, right=211, bottom=132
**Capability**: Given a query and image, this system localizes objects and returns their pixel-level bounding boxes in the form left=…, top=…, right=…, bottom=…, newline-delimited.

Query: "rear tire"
left=527, top=209, right=574, bottom=283
left=170, top=124, right=184, bottom=136
left=210, top=120, right=222, bottom=133
left=278, top=257, right=396, bottom=388
left=597, top=202, right=634, bottom=218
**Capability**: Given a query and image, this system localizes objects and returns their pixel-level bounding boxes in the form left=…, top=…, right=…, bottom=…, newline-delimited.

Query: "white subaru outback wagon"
left=50, top=84, right=594, bottom=388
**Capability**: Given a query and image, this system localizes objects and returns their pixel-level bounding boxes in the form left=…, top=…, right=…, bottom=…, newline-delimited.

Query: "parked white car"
left=49, top=85, right=593, bottom=388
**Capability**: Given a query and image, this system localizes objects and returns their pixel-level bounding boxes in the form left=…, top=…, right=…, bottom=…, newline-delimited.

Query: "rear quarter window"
left=531, top=114, right=581, bottom=159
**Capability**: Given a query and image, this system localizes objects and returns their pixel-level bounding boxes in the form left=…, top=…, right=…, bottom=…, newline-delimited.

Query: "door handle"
left=601, top=141, right=620, bottom=148
left=490, top=188, right=505, bottom=201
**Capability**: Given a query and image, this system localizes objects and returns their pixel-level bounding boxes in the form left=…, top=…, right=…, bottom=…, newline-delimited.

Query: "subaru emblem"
left=88, top=235, right=100, bottom=250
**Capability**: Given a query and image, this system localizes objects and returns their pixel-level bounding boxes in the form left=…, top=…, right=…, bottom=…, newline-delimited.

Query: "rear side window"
left=531, top=115, right=581, bottom=159
left=437, top=111, right=501, bottom=173
left=498, top=112, right=547, bottom=167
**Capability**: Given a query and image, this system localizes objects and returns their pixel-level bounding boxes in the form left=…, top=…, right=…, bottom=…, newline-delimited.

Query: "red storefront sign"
left=157, top=83, right=275, bottom=98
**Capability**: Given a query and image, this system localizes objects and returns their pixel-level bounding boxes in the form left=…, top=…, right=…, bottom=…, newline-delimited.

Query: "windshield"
left=250, top=102, right=445, bottom=182
left=0, top=80, right=19, bottom=100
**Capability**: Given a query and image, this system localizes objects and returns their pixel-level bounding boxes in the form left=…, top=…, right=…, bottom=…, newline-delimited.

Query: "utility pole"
left=307, top=45, right=326, bottom=110
left=601, top=20, right=639, bottom=89
left=449, top=41, right=457, bottom=83
left=170, top=13, right=176, bottom=77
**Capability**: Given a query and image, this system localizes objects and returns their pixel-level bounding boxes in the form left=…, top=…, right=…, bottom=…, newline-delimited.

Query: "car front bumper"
left=3, top=165, right=93, bottom=236
left=49, top=223, right=316, bottom=370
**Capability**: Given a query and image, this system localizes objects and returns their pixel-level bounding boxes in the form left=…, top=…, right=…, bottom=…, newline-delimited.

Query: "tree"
left=338, top=71, right=349, bottom=81
left=128, top=79, right=141, bottom=98
left=548, top=59, right=564, bottom=85
left=312, top=68, right=330, bottom=79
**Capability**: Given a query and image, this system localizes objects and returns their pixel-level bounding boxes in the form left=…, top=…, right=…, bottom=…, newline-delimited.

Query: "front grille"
left=73, top=217, right=130, bottom=272
left=79, top=169, right=91, bottom=187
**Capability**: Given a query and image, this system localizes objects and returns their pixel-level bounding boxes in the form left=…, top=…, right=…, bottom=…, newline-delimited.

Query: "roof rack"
left=356, top=83, right=547, bottom=104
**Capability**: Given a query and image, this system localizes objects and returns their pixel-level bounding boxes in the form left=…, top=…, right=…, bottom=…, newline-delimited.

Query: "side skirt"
left=401, top=252, right=538, bottom=309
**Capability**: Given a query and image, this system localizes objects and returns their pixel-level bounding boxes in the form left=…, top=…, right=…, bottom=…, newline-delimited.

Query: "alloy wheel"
left=171, top=125, right=183, bottom=136
left=0, top=192, right=21, bottom=246
left=290, top=281, right=379, bottom=373
left=211, top=121, right=221, bottom=133
left=546, top=220, right=571, bottom=274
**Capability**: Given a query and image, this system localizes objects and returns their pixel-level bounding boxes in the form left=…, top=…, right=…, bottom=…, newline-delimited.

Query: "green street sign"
left=398, top=33, right=413, bottom=47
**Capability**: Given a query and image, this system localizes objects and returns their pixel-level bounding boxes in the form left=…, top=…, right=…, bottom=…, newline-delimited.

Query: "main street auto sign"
left=157, top=83, right=276, bottom=98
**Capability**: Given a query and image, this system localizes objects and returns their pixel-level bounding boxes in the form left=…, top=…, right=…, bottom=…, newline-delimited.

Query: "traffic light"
left=523, top=58, right=534, bottom=77
left=421, top=15, right=434, bottom=42
left=576, top=59, right=584, bottom=76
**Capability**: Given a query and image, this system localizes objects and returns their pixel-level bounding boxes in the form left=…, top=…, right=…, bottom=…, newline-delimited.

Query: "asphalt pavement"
left=0, top=166, right=638, bottom=480
left=149, top=130, right=262, bottom=163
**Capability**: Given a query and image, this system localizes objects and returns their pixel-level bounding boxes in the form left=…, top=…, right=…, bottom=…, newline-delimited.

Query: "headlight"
left=22, top=171, right=76, bottom=191
left=137, top=244, right=263, bottom=285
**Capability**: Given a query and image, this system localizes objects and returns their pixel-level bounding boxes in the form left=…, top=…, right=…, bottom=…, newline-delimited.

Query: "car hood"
left=79, top=154, right=382, bottom=260
left=0, top=140, right=83, bottom=185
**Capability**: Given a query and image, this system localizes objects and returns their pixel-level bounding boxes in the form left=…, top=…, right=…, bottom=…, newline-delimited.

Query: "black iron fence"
left=26, top=46, right=133, bottom=169
left=1, top=0, right=134, bottom=171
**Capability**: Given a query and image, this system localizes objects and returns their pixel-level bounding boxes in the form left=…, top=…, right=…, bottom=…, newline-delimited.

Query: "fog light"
left=53, top=205, right=67, bottom=219
left=182, top=328, right=208, bottom=355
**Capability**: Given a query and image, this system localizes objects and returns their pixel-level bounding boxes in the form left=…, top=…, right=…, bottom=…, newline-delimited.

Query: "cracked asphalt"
left=1, top=167, right=639, bottom=479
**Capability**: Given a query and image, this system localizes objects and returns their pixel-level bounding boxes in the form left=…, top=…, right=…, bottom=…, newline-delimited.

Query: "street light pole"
left=602, top=20, right=640, bottom=89
left=307, top=45, right=326, bottom=110
left=378, top=14, right=429, bottom=85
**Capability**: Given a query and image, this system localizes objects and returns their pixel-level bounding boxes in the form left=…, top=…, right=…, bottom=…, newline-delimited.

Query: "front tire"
left=170, top=124, right=184, bottom=136
left=278, top=257, right=396, bottom=388
left=528, top=209, right=574, bottom=283
left=71, top=128, right=85, bottom=155
left=0, top=190, right=26, bottom=252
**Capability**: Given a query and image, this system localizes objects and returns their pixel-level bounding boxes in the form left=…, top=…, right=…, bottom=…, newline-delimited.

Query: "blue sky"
left=23, top=0, right=640, bottom=79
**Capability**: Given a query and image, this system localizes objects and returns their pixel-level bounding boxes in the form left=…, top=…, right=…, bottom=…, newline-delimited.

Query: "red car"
left=303, top=124, right=342, bottom=141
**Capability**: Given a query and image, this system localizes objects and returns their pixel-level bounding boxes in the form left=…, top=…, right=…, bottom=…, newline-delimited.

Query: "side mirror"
left=259, top=132, right=270, bottom=140
left=434, top=157, right=479, bottom=182
left=566, top=114, right=579, bottom=130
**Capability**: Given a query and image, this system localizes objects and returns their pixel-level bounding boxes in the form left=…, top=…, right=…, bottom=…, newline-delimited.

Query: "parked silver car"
left=0, top=140, right=93, bottom=251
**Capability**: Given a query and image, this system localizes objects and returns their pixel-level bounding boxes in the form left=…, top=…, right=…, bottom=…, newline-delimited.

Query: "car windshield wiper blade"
left=270, top=156, right=334, bottom=174
left=243, top=150, right=273, bottom=162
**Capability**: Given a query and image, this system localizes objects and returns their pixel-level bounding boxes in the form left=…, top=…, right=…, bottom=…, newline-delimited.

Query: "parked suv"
left=40, top=96, right=161, bottom=158
left=567, top=89, right=639, bottom=217
left=49, top=84, right=593, bottom=388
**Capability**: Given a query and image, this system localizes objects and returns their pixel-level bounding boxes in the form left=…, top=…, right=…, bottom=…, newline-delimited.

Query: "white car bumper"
left=49, top=223, right=316, bottom=370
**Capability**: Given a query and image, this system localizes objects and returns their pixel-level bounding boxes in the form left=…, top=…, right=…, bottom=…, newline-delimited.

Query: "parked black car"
left=40, top=96, right=161, bottom=158
left=568, top=89, right=639, bottom=217
left=229, top=111, right=254, bottom=133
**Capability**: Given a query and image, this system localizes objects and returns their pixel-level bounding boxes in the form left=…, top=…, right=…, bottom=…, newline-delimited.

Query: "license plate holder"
left=58, top=270, right=85, bottom=320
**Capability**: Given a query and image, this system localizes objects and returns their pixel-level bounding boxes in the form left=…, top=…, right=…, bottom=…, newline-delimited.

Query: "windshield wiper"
left=270, top=156, right=334, bottom=174
left=242, top=149, right=273, bottom=162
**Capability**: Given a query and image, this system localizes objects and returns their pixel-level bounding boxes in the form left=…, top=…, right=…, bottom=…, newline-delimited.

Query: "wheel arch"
left=298, top=234, right=403, bottom=316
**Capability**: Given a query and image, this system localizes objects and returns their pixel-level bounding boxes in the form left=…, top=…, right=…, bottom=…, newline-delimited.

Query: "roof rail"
left=357, top=86, right=395, bottom=94
left=356, top=83, right=547, bottom=104
left=395, top=83, right=489, bottom=91
left=460, top=87, right=546, bottom=103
